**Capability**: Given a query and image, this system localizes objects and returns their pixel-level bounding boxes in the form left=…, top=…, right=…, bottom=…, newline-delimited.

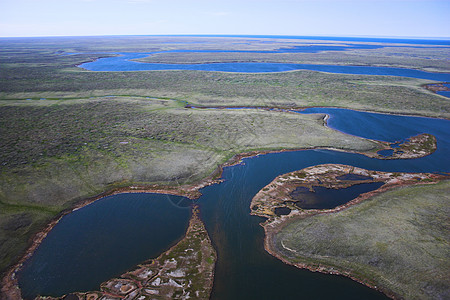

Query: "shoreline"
left=0, top=172, right=222, bottom=299
left=185, top=103, right=450, bottom=121
left=259, top=177, right=448, bottom=300
left=0, top=144, right=432, bottom=299
left=0, top=146, right=367, bottom=299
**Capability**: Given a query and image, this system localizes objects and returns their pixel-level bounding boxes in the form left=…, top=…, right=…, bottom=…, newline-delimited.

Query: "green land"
left=0, top=36, right=449, bottom=298
left=270, top=180, right=450, bottom=300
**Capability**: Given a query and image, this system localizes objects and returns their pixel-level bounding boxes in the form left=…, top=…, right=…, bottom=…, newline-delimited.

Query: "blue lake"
left=79, top=53, right=450, bottom=81
left=186, top=35, right=450, bottom=46
left=437, top=90, right=450, bottom=97
left=18, top=107, right=450, bottom=299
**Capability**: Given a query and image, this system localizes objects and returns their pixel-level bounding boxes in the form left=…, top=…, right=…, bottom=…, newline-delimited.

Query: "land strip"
left=367, top=133, right=437, bottom=159
left=133, top=48, right=450, bottom=72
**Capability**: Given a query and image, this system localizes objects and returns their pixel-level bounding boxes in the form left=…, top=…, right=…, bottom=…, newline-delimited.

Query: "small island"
left=424, top=82, right=450, bottom=94
left=371, top=133, right=437, bottom=159
left=36, top=206, right=216, bottom=300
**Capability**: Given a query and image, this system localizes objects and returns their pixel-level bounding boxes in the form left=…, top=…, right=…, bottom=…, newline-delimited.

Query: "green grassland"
left=271, top=180, right=450, bottom=300
left=0, top=96, right=380, bottom=274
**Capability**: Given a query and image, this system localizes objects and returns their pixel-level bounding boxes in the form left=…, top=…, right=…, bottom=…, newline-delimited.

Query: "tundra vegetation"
left=0, top=36, right=449, bottom=293
left=1, top=36, right=450, bottom=117
left=269, top=179, right=450, bottom=300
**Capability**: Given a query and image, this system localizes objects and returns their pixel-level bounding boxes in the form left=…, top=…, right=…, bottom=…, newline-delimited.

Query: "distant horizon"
left=1, top=34, right=450, bottom=41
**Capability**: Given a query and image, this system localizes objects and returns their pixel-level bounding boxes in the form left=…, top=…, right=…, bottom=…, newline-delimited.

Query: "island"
left=251, top=164, right=449, bottom=299
left=35, top=206, right=216, bottom=300
left=370, top=133, right=437, bottom=159
left=424, top=82, right=450, bottom=94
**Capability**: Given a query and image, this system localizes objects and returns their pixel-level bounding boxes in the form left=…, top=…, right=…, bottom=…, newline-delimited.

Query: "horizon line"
left=1, top=34, right=450, bottom=41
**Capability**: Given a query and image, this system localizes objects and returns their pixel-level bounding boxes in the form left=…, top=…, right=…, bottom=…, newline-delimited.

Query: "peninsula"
left=252, top=164, right=449, bottom=299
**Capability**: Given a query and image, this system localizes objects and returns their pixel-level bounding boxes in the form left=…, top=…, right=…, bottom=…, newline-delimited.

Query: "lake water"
left=289, top=182, right=385, bottom=209
left=190, top=35, right=450, bottom=46
left=79, top=53, right=450, bottom=81
left=18, top=107, right=450, bottom=299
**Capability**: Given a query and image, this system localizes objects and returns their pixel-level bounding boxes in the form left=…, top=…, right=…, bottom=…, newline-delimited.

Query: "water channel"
left=18, top=106, right=450, bottom=299
left=79, top=52, right=450, bottom=82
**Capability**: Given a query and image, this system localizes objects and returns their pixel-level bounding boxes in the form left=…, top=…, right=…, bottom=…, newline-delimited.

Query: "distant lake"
left=183, top=35, right=450, bottom=46
left=19, top=107, right=450, bottom=299
left=79, top=52, right=450, bottom=81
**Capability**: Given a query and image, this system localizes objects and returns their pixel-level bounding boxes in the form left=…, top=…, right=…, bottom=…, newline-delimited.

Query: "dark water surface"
left=290, top=182, right=384, bottom=209
left=19, top=194, right=191, bottom=298
left=378, top=149, right=395, bottom=157
left=19, top=108, right=450, bottom=299
left=79, top=53, right=450, bottom=81
left=437, top=90, right=450, bottom=97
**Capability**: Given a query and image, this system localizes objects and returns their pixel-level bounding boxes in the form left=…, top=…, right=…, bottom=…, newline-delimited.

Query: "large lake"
left=79, top=52, right=450, bottom=81
left=19, top=107, right=450, bottom=299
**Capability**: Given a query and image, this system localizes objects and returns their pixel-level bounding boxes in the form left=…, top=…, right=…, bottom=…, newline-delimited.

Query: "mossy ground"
left=272, top=180, right=450, bottom=300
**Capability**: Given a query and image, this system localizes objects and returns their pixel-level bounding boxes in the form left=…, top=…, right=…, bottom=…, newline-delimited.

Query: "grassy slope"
left=0, top=97, right=379, bottom=274
left=272, top=180, right=450, bottom=300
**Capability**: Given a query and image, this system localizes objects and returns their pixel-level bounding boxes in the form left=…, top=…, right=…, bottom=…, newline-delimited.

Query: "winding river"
left=79, top=52, right=450, bottom=81
left=18, top=106, right=450, bottom=299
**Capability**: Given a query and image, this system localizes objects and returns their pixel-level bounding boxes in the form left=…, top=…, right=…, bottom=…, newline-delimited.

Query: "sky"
left=0, top=0, right=449, bottom=38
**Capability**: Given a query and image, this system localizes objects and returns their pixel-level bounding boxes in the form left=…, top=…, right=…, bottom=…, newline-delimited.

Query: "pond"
left=289, top=182, right=385, bottom=209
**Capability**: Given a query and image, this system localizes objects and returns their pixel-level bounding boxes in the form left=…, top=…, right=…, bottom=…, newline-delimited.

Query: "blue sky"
left=0, top=0, right=449, bottom=38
